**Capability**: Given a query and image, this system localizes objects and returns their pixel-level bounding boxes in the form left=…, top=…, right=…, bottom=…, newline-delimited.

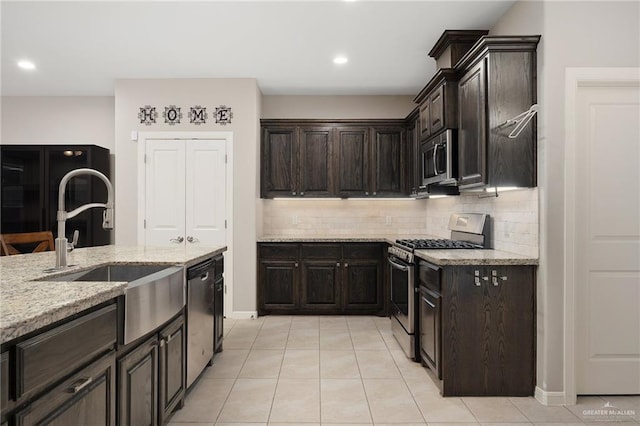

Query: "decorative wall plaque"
left=189, top=106, right=208, bottom=125
left=215, top=105, right=233, bottom=125
left=138, top=105, right=157, bottom=126
left=163, top=105, right=182, bottom=126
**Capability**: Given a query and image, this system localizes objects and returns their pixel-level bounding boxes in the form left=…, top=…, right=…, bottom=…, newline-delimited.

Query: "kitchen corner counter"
left=0, top=245, right=226, bottom=344
left=258, top=236, right=404, bottom=244
left=414, top=248, right=538, bottom=266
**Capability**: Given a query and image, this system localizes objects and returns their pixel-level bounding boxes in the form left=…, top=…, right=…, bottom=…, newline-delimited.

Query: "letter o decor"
left=163, top=105, right=182, bottom=125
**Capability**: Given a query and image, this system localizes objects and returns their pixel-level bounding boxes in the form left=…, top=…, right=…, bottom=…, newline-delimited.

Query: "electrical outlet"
left=385, top=216, right=392, bottom=225
left=292, top=215, right=299, bottom=225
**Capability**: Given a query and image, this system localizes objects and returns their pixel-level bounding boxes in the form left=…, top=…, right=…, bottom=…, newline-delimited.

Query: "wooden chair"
left=0, top=231, right=55, bottom=256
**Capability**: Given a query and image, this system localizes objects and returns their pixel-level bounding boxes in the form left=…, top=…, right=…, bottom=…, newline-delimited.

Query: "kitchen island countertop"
left=0, top=245, right=226, bottom=344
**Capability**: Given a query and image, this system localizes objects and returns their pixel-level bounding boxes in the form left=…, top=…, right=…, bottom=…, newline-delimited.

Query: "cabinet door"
left=118, top=336, right=159, bottom=426
left=429, top=85, right=445, bottom=135
left=419, top=101, right=431, bottom=139
left=159, top=316, right=185, bottom=424
left=299, top=126, right=333, bottom=197
left=0, top=147, right=44, bottom=235
left=258, top=260, right=300, bottom=314
left=335, top=127, right=370, bottom=197
left=261, top=127, right=298, bottom=197
left=419, top=287, right=441, bottom=378
left=15, top=352, right=116, bottom=426
left=342, top=259, right=382, bottom=313
left=371, top=126, right=405, bottom=196
left=301, top=260, right=341, bottom=312
left=458, top=59, right=487, bottom=188
left=406, top=113, right=421, bottom=193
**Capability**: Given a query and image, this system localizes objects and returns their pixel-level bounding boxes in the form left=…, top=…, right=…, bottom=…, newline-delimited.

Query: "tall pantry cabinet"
left=0, top=145, right=111, bottom=248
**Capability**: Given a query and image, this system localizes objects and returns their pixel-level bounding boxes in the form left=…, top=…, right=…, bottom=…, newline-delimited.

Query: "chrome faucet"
left=55, top=168, right=114, bottom=268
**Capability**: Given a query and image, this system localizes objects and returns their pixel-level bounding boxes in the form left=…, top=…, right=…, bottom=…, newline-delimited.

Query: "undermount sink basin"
left=44, top=264, right=173, bottom=284
left=43, top=263, right=185, bottom=345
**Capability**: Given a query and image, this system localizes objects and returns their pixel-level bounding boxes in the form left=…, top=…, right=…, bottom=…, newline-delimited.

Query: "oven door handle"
left=388, top=258, right=410, bottom=271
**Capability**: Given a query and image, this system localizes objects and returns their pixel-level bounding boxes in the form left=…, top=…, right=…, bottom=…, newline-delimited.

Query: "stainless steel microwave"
left=420, top=129, right=458, bottom=186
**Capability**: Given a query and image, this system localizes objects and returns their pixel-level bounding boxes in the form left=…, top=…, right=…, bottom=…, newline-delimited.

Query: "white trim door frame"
left=136, top=131, right=234, bottom=318
left=564, top=67, right=640, bottom=404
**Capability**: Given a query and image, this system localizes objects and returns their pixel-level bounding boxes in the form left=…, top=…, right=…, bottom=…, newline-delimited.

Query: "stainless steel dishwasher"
left=186, top=259, right=215, bottom=388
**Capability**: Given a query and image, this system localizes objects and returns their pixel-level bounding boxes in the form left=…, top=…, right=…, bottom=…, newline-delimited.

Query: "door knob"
left=170, top=236, right=184, bottom=243
left=186, top=236, right=199, bottom=243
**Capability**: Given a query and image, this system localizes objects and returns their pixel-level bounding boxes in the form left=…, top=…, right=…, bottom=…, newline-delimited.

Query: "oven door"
left=389, top=255, right=415, bottom=334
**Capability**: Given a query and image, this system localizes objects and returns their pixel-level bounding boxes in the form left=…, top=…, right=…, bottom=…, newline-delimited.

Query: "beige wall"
left=114, top=78, right=261, bottom=314
left=262, top=95, right=415, bottom=119
left=1, top=96, right=115, bottom=150
left=490, top=0, right=640, bottom=396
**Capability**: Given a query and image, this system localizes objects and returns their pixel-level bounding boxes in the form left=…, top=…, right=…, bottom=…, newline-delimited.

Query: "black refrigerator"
left=1, top=145, right=111, bottom=248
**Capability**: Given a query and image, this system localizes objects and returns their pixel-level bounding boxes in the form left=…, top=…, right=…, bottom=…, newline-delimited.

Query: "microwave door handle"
left=432, top=146, right=439, bottom=176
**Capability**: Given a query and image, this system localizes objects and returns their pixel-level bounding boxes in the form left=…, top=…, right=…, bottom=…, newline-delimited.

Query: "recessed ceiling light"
left=333, top=56, right=348, bottom=65
left=17, top=60, right=36, bottom=70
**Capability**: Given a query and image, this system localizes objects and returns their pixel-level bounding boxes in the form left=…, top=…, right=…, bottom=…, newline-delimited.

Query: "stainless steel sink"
left=43, top=263, right=185, bottom=345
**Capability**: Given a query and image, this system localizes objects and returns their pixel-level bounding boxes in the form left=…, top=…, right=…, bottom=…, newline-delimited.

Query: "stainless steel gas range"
left=388, top=212, right=490, bottom=360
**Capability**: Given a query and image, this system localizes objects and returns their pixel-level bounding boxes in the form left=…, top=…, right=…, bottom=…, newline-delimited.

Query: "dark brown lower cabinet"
left=14, top=352, right=116, bottom=426
left=118, top=336, right=159, bottom=426
left=258, top=242, right=386, bottom=315
left=440, top=265, right=535, bottom=396
left=158, top=316, right=185, bottom=425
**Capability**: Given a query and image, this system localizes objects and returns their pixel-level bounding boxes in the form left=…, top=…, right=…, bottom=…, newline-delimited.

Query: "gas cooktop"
left=395, top=238, right=484, bottom=251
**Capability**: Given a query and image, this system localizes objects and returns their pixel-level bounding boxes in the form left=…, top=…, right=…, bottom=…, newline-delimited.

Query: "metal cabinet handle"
left=187, top=236, right=199, bottom=243
left=200, top=272, right=209, bottom=281
left=67, top=377, right=92, bottom=394
left=344, top=263, right=349, bottom=268
left=292, top=191, right=297, bottom=196
left=336, top=262, right=341, bottom=267
left=294, top=262, right=299, bottom=267
left=300, top=191, right=305, bottom=196
left=422, top=296, right=436, bottom=308
left=166, top=331, right=179, bottom=343
left=373, top=192, right=377, bottom=196
left=170, top=236, right=184, bottom=243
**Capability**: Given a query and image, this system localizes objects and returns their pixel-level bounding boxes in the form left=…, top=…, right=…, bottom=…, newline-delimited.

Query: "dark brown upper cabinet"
left=455, top=36, right=540, bottom=190
left=261, top=126, right=297, bottom=197
left=335, top=126, right=370, bottom=197
left=260, top=120, right=409, bottom=198
left=414, top=69, right=459, bottom=141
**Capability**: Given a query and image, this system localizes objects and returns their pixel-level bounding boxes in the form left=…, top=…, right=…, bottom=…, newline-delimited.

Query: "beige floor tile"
left=463, top=397, right=530, bottom=423
left=205, top=350, right=250, bottom=379
left=270, top=423, right=318, bottom=426
left=319, top=315, right=349, bottom=330
left=355, top=350, right=401, bottom=378
left=217, top=379, right=277, bottom=423
left=318, top=424, right=371, bottom=426
left=223, top=328, right=258, bottom=349
left=417, top=395, right=477, bottom=423
left=320, top=350, right=360, bottom=379
left=600, top=396, right=640, bottom=422
left=363, top=378, right=424, bottom=423
left=320, top=329, right=353, bottom=350
left=269, top=379, right=320, bottom=423
left=168, top=423, right=214, bottom=426
left=321, top=379, right=373, bottom=424
left=479, top=423, right=532, bottom=426
left=216, top=423, right=267, bottom=426
left=287, top=328, right=319, bottom=349
left=170, top=379, right=234, bottom=423
left=373, top=316, right=393, bottom=329
left=291, top=315, right=320, bottom=329
left=238, top=350, right=284, bottom=378
left=347, top=316, right=378, bottom=330
left=531, top=423, right=583, bottom=426
left=252, top=329, right=289, bottom=349
left=260, top=315, right=292, bottom=329
left=402, top=366, right=441, bottom=398
left=427, top=423, right=478, bottom=426
left=350, top=329, right=387, bottom=350
left=280, top=349, right=319, bottom=378
left=375, top=423, right=427, bottom=426
left=509, top=397, right=582, bottom=423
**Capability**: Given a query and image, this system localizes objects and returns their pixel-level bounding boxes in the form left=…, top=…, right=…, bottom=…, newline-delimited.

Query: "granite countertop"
left=258, top=235, right=437, bottom=244
left=0, top=245, right=226, bottom=344
left=414, top=248, right=538, bottom=266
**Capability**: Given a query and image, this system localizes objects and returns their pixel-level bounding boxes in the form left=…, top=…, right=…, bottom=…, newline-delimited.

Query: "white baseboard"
left=535, top=386, right=568, bottom=406
left=226, top=310, right=258, bottom=320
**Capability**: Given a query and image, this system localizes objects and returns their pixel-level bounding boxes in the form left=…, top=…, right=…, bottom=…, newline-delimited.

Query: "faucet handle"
left=102, top=208, right=114, bottom=230
left=68, top=230, right=80, bottom=252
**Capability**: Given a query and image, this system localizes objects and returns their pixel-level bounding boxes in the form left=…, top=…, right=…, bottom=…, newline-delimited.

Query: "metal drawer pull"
left=344, top=263, right=349, bottom=268
left=67, top=377, right=92, bottom=394
left=200, top=272, right=209, bottom=281
left=336, top=262, right=341, bottom=267
left=422, top=296, right=436, bottom=308
left=474, top=277, right=481, bottom=286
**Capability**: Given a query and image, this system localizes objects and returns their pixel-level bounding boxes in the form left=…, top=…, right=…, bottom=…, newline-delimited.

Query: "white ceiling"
left=1, top=1, right=515, bottom=97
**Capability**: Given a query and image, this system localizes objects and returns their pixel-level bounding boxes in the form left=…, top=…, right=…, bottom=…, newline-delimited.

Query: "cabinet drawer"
left=16, top=304, right=117, bottom=398
left=343, top=243, right=382, bottom=259
left=419, top=261, right=441, bottom=292
left=259, top=244, right=298, bottom=259
left=301, top=244, right=341, bottom=259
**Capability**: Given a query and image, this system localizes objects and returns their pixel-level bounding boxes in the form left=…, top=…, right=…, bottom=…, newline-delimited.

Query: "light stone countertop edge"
left=1, top=245, right=227, bottom=344
left=414, top=248, right=539, bottom=266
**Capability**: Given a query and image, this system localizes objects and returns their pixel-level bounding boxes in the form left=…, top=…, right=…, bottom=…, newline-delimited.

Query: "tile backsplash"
left=261, top=188, right=538, bottom=257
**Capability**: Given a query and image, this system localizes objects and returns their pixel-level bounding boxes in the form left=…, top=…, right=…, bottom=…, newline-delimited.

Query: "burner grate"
left=396, top=238, right=483, bottom=250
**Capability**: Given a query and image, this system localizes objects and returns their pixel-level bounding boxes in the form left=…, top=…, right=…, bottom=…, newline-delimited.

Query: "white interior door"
left=144, top=140, right=186, bottom=246
left=574, top=76, right=640, bottom=394
left=185, top=140, right=226, bottom=246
